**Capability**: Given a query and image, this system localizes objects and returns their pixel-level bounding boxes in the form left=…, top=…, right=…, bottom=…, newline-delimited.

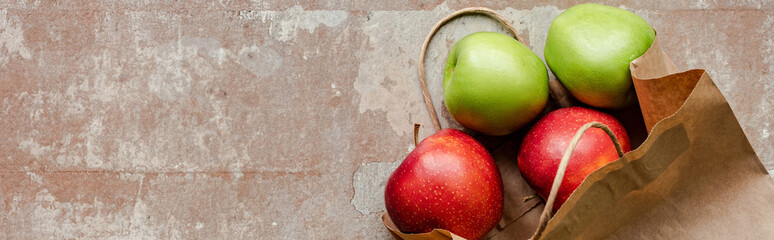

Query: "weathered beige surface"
left=0, top=1, right=772, bottom=239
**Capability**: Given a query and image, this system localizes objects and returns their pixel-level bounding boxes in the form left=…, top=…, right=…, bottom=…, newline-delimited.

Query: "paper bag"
left=532, top=36, right=774, bottom=239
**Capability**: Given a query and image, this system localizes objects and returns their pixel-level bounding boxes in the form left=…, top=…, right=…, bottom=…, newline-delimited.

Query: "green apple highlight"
left=443, top=32, right=549, bottom=136
left=545, top=3, right=655, bottom=109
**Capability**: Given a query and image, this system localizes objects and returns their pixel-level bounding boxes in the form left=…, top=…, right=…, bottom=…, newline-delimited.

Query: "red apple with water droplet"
left=518, top=107, right=631, bottom=212
left=385, top=129, right=503, bottom=240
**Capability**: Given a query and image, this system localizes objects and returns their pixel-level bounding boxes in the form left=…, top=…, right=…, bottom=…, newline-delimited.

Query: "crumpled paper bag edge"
left=382, top=212, right=466, bottom=240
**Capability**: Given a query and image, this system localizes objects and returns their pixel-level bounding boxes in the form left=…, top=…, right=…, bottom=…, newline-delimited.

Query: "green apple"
left=444, top=32, right=549, bottom=136
left=544, top=3, right=655, bottom=109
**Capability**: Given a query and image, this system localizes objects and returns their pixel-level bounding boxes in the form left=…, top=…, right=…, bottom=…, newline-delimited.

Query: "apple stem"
left=413, top=123, right=420, bottom=147
left=418, top=7, right=527, bottom=132
left=529, top=122, right=624, bottom=240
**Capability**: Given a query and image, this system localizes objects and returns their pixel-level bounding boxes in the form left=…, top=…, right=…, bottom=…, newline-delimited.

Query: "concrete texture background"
left=1, top=1, right=772, bottom=239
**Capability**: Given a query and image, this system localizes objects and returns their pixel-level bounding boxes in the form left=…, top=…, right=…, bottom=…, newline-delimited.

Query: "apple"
left=518, top=107, right=631, bottom=212
left=385, top=129, right=503, bottom=240
left=544, top=3, right=655, bottom=109
left=444, top=32, right=549, bottom=136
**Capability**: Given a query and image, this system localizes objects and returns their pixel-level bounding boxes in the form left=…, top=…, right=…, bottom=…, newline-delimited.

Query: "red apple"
left=518, top=107, right=631, bottom=212
left=385, top=129, right=503, bottom=240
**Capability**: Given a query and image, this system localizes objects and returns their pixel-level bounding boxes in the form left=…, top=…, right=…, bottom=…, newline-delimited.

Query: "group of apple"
left=385, top=4, right=655, bottom=240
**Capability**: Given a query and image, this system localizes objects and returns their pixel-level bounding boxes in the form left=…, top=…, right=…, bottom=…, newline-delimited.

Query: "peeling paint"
left=85, top=117, right=106, bottom=168
left=18, top=138, right=53, bottom=159
left=237, top=44, right=282, bottom=78
left=350, top=160, right=401, bottom=215
left=13, top=189, right=133, bottom=239
left=229, top=162, right=244, bottom=182
left=126, top=199, right=158, bottom=239
left=83, top=50, right=122, bottom=103
left=239, top=6, right=348, bottom=42
left=0, top=8, right=32, bottom=65
left=149, top=37, right=229, bottom=102
left=24, top=167, right=44, bottom=185
left=353, top=3, right=451, bottom=138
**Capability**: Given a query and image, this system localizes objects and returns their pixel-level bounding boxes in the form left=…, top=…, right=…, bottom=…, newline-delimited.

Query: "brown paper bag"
left=532, top=36, right=774, bottom=239
left=383, top=8, right=774, bottom=240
